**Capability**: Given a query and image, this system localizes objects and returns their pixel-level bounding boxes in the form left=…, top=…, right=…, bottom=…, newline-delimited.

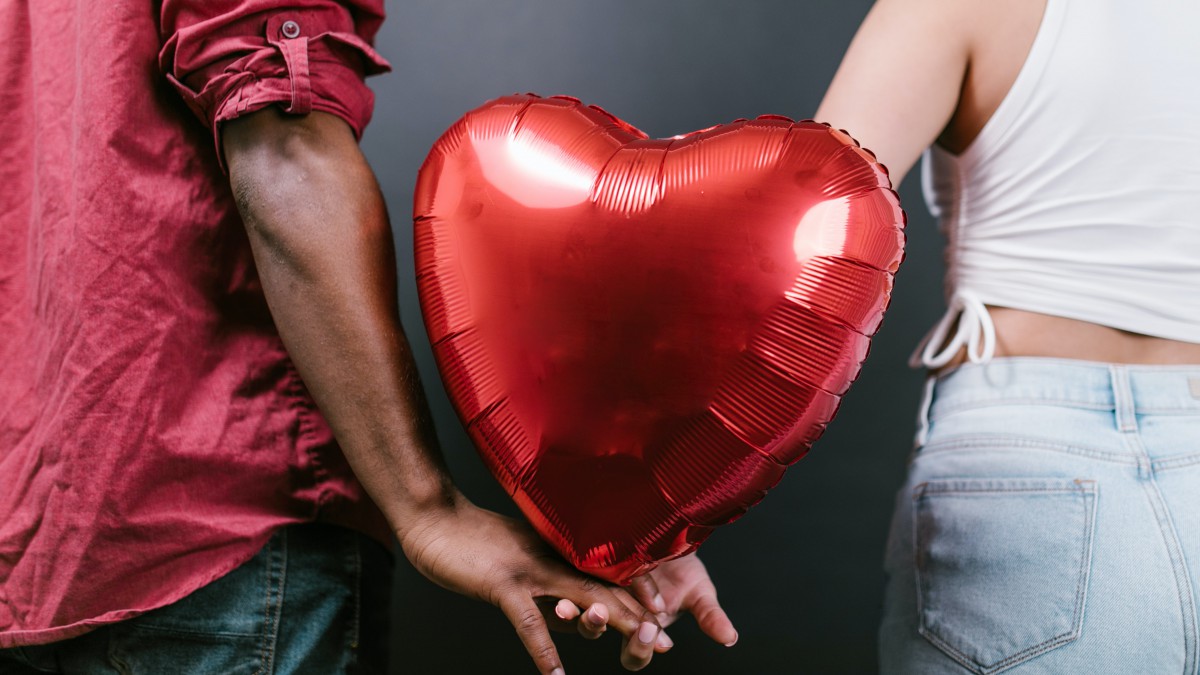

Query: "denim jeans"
left=0, top=523, right=393, bottom=674
left=880, top=358, right=1200, bottom=674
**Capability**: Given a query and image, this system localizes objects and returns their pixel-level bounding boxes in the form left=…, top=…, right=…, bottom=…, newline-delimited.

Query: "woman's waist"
left=934, top=307, right=1200, bottom=374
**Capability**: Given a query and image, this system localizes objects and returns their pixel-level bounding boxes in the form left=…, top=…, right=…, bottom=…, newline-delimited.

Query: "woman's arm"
left=815, top=0, right=972, bottom=184
left=817, top=0, right=1047, bottom=183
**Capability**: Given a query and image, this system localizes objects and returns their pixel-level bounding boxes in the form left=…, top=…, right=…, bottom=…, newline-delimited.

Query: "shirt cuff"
left=162, top=6, right=391, bottom=171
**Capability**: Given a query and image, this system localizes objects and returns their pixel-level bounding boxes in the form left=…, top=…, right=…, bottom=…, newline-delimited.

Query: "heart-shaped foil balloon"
left=414, top=94, right=904, bottom=583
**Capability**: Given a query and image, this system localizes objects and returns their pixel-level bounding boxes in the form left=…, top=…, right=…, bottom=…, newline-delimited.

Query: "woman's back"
left=817, top=0, right=1200, bottom=367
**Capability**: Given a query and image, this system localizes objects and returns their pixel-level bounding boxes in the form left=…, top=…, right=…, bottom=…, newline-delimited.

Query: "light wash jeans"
left=0, top=523, right=393, bottom=674
left=880, top=358, right=1200, bottom=674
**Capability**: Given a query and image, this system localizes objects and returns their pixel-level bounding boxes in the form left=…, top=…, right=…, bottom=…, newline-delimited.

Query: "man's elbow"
left=222, top=107, right=386, bottom=269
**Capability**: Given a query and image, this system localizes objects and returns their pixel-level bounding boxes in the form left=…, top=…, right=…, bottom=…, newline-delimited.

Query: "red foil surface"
left=414, top=94, right=905, bottom=583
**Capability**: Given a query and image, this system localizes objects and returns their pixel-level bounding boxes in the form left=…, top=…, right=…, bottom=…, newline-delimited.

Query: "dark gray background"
left=360, top=2, right=946, bottom=673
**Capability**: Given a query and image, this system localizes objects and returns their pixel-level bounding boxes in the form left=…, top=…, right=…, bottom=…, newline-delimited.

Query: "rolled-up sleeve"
left=159, top=0, right=391, bottom=164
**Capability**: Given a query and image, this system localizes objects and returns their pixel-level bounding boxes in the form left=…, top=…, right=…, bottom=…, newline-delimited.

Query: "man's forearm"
left=223, top=108, right=459, bottom=536
left=217, top=106, right=714, bottom=675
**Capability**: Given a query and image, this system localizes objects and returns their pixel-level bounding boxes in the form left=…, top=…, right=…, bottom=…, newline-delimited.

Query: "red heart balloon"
left=414, top=94, right=904, bottom=583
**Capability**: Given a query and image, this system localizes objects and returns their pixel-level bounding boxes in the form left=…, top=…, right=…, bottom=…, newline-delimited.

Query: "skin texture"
left=816, top=0, right=1200, bottom=366
left=221, top=106, right=735, bottom=674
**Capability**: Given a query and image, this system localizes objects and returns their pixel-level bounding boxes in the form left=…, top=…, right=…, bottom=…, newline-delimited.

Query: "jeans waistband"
left=928, top=357, right=1200, bottom=419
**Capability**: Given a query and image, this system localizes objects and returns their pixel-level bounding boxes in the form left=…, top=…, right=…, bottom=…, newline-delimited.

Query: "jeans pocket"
left=913, top=478, right=1097, bottom=674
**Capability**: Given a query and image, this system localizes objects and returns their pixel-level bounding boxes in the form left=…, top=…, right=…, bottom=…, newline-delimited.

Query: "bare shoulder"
left=864, top=0, right=978, bottom=49
left=939, top=0, right=1048, bottom=153
left=815, top=0, right=1047, bottom=181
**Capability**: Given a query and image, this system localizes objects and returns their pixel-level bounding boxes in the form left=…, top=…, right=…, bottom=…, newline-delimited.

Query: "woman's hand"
left=633, top=553, right=738, bottom=648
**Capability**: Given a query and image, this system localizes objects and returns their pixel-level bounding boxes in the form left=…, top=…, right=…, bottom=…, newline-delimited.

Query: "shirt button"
left=281, top=20, right=301, bottom=39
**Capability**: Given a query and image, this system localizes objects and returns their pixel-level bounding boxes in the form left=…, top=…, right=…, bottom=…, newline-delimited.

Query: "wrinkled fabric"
left=0, top=0, right=391, bottom=647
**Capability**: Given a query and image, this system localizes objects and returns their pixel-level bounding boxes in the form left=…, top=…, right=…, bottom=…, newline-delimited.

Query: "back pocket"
left=913, top=478, right=1097, bottom=674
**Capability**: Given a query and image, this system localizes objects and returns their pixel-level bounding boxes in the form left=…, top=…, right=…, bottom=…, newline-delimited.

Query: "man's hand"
left=222, top=107, right=663, bottom=674
left=401, top=498, right=667, bottom=673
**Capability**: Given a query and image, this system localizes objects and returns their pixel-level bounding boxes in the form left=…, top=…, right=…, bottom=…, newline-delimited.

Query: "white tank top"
left=916, top=0, right=1200, bottom=368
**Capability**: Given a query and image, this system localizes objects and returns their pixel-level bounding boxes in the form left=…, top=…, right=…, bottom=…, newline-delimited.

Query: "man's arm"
left=222, top=107, right=664, bottom=674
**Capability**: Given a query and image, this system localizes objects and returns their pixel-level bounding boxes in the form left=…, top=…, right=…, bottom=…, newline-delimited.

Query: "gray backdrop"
left=360, top=2, right=946, bottom=672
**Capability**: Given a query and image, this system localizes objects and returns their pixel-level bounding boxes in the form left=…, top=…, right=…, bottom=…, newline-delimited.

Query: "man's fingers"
left=619, top=621, right=661, bottom=671
left=500, top=596, right=567, bottom=675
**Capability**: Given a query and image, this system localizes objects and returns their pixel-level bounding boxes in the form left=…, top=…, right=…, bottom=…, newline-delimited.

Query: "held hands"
left=553, top=553, right=739, bottom=669
left=398, top=496, right=670, bottom=674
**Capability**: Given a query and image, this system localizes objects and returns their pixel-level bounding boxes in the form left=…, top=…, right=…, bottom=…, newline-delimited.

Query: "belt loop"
left=914, top=375, right=937, bottom=449
left=1110, top=365, right=1138, bottom=432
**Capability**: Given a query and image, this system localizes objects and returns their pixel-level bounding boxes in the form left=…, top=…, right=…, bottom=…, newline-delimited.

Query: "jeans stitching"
left=1151, top=455, right=1200, bottom=473
left=919, top=435, right=1138, bottom=465
left=1129, top=427, right=1200, bottom=675
left=933, top=399, right=1200, bottom=418
left=273, top=530, right=288, bottom=675
left=255, top=529, right=287, bottom=675
left=916, top=482, right=1099, bottom=494
left=350, top=530, right=362, bottom=654
left=934, top=397, right=1113, bottom=417
left=936, top=400, right=1200, bottom=416
left=1143, top=477, right=1199, bottom=675
left=255, top=538, right=270, bottom=675
left=913, top=481, right=1096, bottom=674
left=255, top=535, right=273, bottom=675
left=120, top=623, right=260, bottom=639
left=106, top=635, right=133, bottom=674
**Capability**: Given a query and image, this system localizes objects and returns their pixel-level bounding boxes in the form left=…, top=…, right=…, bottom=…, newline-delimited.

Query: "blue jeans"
left=0, top=523, right=393, bottom=674
left=880, top=358, right=1200, bottom=674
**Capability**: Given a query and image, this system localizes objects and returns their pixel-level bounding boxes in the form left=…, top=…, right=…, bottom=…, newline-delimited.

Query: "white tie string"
left=910, top=290, right=997, bottom=370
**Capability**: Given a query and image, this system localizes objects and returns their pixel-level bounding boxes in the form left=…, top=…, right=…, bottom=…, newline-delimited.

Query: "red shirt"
left=0, top=0, right=391, bottom=647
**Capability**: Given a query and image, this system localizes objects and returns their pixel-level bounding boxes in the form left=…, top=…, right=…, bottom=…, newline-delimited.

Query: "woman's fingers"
left=689, top=593, right=738, bottom=647
left=620, top=621, right=662, bottom=671
left=607, top=585, right=674, bottom=650
left=554, top=598, right=581, bottom=622
left=578, top=602, right=608, bottom=639
left=627, top=573, right=668, bottom=618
